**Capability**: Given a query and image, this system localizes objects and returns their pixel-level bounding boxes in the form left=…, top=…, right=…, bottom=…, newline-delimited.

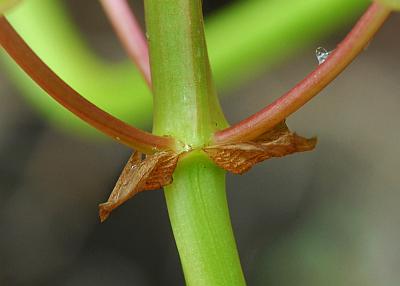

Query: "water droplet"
left=315, top=47, right=332, bottom=64
left=183, top=144, right=192, bottom=152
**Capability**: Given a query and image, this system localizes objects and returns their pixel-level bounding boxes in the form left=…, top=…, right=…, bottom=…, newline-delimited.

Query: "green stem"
left=144, top=0, right=245, bottom=285
left=166, top=151, right=245, bottom=285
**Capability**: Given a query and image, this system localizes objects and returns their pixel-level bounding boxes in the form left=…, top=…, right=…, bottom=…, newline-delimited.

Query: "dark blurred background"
left=1, top=1, right=400, bottom=285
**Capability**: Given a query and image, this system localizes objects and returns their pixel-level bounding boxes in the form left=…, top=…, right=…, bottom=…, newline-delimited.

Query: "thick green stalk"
left=165, top=151, right=245, bottom=285
left=144, top=0, right=245, bottom=285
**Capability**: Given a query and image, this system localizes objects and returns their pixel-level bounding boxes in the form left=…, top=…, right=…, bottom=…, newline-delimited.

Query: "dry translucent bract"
left=99, top=122, right=316, bottom=221
left=204, top=121, right=317, bottom=174
left=99, top=150, right=179, bottom=222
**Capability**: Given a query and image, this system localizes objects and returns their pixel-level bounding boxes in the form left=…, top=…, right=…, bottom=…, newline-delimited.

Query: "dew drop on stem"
left=315, top=47, right=332, bottom=64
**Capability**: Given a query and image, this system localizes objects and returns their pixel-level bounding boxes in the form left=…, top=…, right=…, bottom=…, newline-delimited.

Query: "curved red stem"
left=0, top=17, right=174, bottom=154
left=213, top=3, right=391, bottom=144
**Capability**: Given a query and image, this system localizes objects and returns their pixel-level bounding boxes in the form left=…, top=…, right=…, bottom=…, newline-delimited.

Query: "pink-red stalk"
left=213, top=3, right=391, bottom=144
left=0, top=17, right=173, bottom=153
left=100, top=0, right=152, bottom=87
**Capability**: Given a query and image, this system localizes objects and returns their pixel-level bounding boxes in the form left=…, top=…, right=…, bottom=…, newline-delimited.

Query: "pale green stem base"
left=165, top=151, right=245, bottom=286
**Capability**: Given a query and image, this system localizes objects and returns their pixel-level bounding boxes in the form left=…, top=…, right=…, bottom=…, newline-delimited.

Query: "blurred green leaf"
left=0, top=0, right=20, bottom=13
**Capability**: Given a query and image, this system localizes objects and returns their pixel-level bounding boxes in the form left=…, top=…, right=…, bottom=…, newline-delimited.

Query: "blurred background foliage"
left=1, top=0, right=368, bottom=135
left=1, top=0, right=400, bottom=285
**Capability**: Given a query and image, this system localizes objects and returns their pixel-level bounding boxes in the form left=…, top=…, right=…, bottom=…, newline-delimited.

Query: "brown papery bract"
left=204, top=121, right=317, bottom=174
left=99, top=122, right=316, bottom=221
left=99, top=150, right=180, bottom=222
